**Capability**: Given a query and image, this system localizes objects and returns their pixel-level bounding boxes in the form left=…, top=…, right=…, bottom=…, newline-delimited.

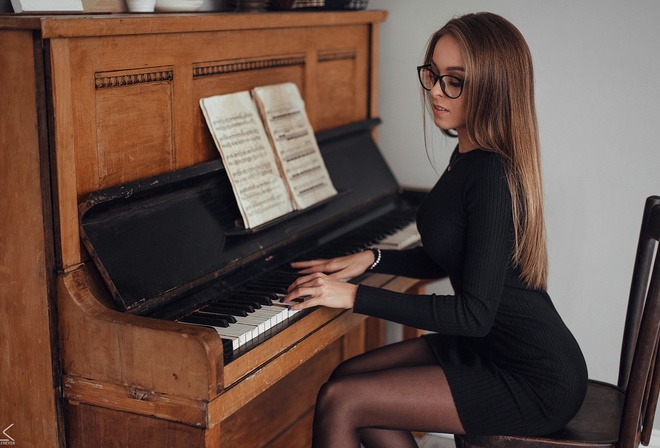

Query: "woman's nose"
left=430, top=79, right=444, bottom=97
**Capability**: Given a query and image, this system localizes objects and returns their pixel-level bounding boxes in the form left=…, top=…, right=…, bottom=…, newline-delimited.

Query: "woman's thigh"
left=320, top=361, right=465, bottom=434
left=331, top=336, right=438, bottom=377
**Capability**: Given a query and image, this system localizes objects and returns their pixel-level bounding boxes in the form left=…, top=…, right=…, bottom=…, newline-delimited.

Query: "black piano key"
left=268, top=270, right=299, bottom=279
left=231, top=293, right=273, bottom=306
left=196, top=309, right=238, bottom=324
left=221, top=339, right=234, bottom=360
left=239, top=288, right=281, bottom=300
left=241, top=282, right=286, bottom=300
left=258, top=276, right=300, bottom=288
left=271, top=275, right=299, bottom=286
left=180, top=314, right=231, bottom=328
left=188, top=287, right=223, bottom=303
left=248, top=282, right=288, bottom=294
left=203, top=304, right=250, bottom=317
left=223, top=299, right=259, bottom=311
left=252, top=277, right=292, bottom=287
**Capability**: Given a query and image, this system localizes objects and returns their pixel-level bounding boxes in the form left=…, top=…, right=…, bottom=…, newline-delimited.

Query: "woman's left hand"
left=282, top=272, right=358, bottom=311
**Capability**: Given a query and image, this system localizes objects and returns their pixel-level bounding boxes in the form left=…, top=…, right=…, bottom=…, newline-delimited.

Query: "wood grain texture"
left=0, top=11, right=411, bottom=447
left=0, top=29, right=61, bottom=448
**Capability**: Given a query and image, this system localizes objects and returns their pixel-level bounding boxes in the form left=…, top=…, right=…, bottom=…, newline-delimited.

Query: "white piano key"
left=216, top=323, right=257, bottom=347
left=235, top=315, right=269, bottom=333
left=179, top=321, right=241, bottom=351
left=253, top=306, right=285, bottom=327
left=375, top=222, right=421, bottom=249
left=212, top=304, right=294, bottom=351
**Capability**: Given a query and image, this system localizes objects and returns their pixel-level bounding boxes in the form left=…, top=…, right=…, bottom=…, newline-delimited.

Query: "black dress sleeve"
left=353, top=153, right=514, bottom=337
left=370, top=246, right=448, bottom=279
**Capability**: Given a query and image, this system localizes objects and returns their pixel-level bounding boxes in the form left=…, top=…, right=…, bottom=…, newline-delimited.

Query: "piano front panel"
left=65, top=337, right=345, bottom=448
left=50, top=20, right=376, bottom=270
left=66, top=402, right=208, bottom=448
left=316, top=48, right=365, bottom=130
left=220, top=338, right=344, bottom=447
left=94, top=66, right=176, bottom=188
left=192, top=55, right=306, bottom=164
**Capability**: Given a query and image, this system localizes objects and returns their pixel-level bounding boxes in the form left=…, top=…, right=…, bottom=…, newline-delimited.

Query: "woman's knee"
left=316, top=378, right=343, bottom=411
left=315, top=376, right=360, bottom=421
left=328, top=357, right=359, bottom=379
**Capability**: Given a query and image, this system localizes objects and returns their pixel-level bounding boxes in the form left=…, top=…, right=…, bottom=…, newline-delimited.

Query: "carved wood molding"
left=318, top=49, right=356, bottom=63
left=95, top=68, right=174, bottom=89
left=193, top=55, right=306, bottom=78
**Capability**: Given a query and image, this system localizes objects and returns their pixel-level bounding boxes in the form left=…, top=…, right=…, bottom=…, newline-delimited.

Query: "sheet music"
left=253, top=83, right=337, bottom=210
left=200, top=91, right=295, bottom=229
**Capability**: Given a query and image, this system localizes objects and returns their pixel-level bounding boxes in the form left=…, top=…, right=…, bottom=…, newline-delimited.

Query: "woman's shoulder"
left=464, top=149, right=508, bottom=179
left=470, top=148, right=506, bottom=165
left=462, top=149, right=510, bottom=202
left=440, top=148, right=508, bottom=190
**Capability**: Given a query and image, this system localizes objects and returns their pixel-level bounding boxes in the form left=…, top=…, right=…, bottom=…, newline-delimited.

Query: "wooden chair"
left=454, top=195, right=660, bottom=448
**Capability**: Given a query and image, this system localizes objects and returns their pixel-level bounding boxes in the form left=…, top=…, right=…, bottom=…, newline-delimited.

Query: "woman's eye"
left=448, top=78, right=464, bottom=88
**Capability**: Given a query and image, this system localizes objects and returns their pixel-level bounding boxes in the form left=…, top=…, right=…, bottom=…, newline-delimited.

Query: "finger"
left=290, top=259, right=328, bottom=269
left=289, top=296, right=321, bottom=311
left=296, top=265, right=329, bottom=275
left=286, top=273, right=318, bottom=292
left=281, top=287, right=316, bottom=305
left=293, top=261, right=334, bottom=275
left=327, top=271, right=352, bottom=281
left=288, top=271, right=328, bottom=289
left=302, top=260, right=349, bottom=276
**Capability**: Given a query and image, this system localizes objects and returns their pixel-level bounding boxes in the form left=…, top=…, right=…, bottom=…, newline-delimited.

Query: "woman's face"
left=429, top=35, right=467, bottom=136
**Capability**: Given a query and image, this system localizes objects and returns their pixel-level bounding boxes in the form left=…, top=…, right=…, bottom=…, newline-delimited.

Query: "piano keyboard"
left=375, top=222, right=420, bottom=250
left=176, top=211, right=421, bottom=361
left=183, top=302, right=300, bottom=353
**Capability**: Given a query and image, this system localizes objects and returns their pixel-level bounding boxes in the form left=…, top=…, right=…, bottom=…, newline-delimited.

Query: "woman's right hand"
left=290, top=250, right=376, bottom=281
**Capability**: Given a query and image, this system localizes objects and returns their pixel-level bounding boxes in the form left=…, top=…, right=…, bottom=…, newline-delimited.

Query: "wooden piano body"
left=0, top=10, right=427, bottom=447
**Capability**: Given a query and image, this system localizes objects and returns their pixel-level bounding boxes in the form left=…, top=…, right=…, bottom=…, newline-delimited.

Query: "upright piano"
left=0, top=10, right=425, bottom=447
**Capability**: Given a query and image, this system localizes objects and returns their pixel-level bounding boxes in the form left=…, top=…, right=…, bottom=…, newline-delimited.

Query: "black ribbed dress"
left=353, top=148, right=588, bottom=436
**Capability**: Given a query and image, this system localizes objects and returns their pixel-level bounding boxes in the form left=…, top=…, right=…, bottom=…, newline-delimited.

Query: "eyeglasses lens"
left=418, top=67, right=462, bottom=99
left=419, top=67, right=436, bottom=90
left=442, top=76, right=463, bottom=99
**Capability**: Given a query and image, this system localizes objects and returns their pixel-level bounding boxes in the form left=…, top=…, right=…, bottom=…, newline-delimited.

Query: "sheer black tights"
left=312, top=337, right=465, bottom=448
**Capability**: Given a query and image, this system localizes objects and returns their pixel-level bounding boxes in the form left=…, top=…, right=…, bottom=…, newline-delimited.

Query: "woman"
left=283, top=12, right=588, bottom=448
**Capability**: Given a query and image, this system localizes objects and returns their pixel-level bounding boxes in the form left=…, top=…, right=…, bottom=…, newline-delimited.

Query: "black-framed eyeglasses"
left=416, top=64, right=464, bottom=99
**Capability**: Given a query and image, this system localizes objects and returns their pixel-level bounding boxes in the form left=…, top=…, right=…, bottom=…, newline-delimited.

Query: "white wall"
left=368, top=0, right=660, bottom=395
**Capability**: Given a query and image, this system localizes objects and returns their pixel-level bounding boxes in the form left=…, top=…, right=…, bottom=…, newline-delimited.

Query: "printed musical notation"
left=200, top=83, right=337, bottom=229
left=200, top=91, right=294, bottom=229
left=253, top=83, right=337, bottom=210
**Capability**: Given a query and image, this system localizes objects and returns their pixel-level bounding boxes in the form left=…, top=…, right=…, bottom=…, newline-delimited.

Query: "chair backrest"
left=617, top=196, right=660, bottom=447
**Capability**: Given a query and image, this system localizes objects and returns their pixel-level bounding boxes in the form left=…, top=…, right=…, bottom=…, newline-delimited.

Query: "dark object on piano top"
left=79, top=118, right=415, bottom=316
left=269, top=0, right=368, bottom=11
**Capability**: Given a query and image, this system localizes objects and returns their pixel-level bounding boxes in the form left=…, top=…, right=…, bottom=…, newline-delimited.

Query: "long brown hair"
left=423, top=12, right=548, bottom=289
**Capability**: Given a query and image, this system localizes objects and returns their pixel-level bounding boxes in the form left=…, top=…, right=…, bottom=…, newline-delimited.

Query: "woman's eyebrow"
left=430, top=61, right=465, bottom=73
